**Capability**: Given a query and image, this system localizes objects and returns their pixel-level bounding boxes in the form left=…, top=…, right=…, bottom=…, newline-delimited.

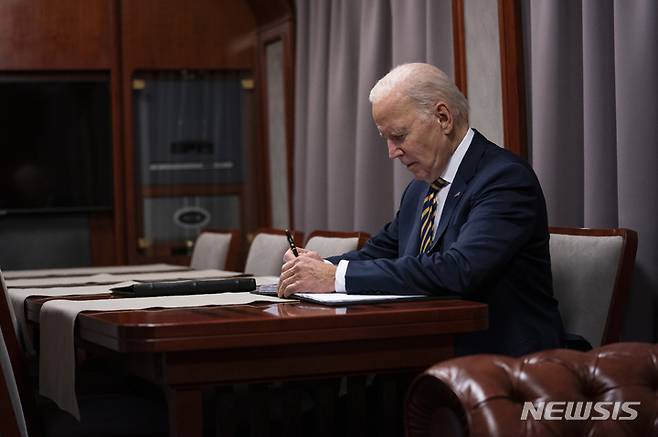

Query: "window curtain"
left=294, top=0, right=454, bottom=234
left=523, top=0, right=658, bottom=340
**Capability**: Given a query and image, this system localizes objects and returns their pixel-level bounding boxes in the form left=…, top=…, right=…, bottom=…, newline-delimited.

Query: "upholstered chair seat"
left=190, top=229, right=240, bottom=271
left=305, top=230, right=370, bottom=258
left=244, top=229, right=303, bottom=276
left=548, top=227, right=637, bottom=349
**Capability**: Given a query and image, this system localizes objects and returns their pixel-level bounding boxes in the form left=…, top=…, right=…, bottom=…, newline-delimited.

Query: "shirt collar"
left=440, top=127, right=474, bottom=184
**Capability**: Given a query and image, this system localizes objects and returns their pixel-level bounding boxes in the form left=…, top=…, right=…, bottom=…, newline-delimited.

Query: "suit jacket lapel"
left=431, top=130, right=488, bottom=250
left=433, top=175, right=466, bottom=245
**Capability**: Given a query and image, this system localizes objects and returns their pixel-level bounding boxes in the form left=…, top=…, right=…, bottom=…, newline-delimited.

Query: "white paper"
left=253, top=276, right=280, bottom=286
left=294, top=292, right=426, bottom=305
left=255, top=282, right=425, bottom=305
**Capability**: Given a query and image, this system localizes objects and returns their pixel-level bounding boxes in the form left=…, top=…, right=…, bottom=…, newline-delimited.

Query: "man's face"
left=372, top=94, right=453, bottom=183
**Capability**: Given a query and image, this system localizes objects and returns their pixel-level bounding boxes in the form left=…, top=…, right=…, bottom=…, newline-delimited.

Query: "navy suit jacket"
left=327, top=130, right=563, bottom=356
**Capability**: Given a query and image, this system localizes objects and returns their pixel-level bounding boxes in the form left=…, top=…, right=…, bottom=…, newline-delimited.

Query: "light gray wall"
left=265, top=40, right=290, bottom=229
left=464, top=0, right=504, bottom=147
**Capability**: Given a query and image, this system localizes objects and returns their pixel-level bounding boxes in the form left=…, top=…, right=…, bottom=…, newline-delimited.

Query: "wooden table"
left=27, top=298, right=487, bottom=437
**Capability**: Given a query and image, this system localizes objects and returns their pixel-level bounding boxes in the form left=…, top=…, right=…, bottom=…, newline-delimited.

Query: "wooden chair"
left=243, top=228, right=303, bottom=276
left=549, top=227, right=638, bottom=348
left=190, top=229, right=241, bottom=271
left=304, top=230, right=370, bottom=258
left=0, top=269, right=167, bottom=437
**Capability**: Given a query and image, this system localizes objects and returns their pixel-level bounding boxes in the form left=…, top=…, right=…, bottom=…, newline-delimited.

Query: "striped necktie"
left=419, top=178, right=448, bottom=254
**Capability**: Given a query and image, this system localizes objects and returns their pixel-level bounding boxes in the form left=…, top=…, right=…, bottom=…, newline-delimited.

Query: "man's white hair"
left=369, top=63, right=469, bottom=123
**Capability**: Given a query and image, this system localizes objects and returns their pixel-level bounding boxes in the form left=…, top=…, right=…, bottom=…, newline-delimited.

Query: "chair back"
left=190, top=229, right=240, bottom=271
left=244, top=229, right=304, bottom=276
left=549, top=227, right=637, bottom=347
left=0, top=270, right=32, bottom=437
left=304, top=230, right=370, bottom=259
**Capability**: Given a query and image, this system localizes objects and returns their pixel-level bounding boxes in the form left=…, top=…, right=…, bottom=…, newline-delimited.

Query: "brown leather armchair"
left=405, top=342, right=658, bottom=437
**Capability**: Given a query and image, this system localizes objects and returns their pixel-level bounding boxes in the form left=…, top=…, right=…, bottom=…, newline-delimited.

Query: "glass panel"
left=265, top=40, right=289, bottom=228
left=0, top=73, right=112, bottom=214
left=464, top=0, right=504, bottom=146
left=132, top=70, right=250, bottom=252
left=143, top=195, right=240, bottom=243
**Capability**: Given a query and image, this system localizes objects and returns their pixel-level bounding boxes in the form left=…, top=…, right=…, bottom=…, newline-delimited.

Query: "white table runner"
left=7, top=282, right=137, bottom=351
left=2, top=263, right=187, bottom=279
left=8, top=276, right=280, bottom=352
left=39, top=292, right=294, bottom=420
left=6, top=268, right=242, bottom=288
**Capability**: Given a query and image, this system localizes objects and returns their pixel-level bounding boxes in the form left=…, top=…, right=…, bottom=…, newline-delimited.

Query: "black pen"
left=285, top=229, right=299, bottom=257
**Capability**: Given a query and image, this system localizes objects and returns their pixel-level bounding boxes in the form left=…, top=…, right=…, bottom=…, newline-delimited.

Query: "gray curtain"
left=294, top=0, right=454, bottom=234
left=524, top=0, right=658, bottom=340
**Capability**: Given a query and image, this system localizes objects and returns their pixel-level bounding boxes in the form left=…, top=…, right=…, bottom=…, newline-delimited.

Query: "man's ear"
left=434, top=102, right=453, bottom=134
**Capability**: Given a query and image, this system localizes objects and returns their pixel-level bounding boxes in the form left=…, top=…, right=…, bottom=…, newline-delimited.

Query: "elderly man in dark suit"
left=278, top=63, right=563, bottom=357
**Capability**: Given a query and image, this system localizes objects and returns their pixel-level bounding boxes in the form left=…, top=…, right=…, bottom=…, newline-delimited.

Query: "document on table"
left=255, top=283, right=431, bottom=305
left=294, top=292, right=431, bottom=306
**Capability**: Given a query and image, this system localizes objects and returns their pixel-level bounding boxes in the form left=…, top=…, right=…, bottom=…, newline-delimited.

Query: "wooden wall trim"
left=89, top=212, right=116, bottom=265
left=497, top=0, right=527, bottom=158
left=0, top=0, right=112, bottom=70
left=255, top=33, right=273, bottom=228
left=110, top=0, right=126, bottom=264
left=451, top=0, right=467, bottom=96
left=245, top=0, right=293, bottom=27
left=283, top=18, right=295, bottom=230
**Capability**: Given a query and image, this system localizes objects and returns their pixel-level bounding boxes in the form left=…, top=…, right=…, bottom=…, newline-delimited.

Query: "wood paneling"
left=451, top=0, right=467, bottom=96
left=120, top=0, right=257, bottom=70
left=167, top=388, right=203, bottom=437
left=246, top=0, right=294, bottom=26
left=110, top=0, right=127, bottom=264
left=89, top=212, right=116, bottom=266
left=0, top=0, right=112, bottom=70
left=498, top=0, right=527, bottom=158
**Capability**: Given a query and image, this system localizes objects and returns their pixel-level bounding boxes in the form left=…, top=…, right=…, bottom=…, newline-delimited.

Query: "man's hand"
left=277, top=256, right=336, bottom=298
left=282, top=247, right=323, bottom=263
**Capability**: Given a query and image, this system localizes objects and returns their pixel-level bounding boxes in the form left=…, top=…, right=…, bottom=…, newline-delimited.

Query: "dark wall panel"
left=0, top=0, right=112, bottom=70
left=121, top=0, right=257, bottom=70
left=0, top=215, right=91, bottom=269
